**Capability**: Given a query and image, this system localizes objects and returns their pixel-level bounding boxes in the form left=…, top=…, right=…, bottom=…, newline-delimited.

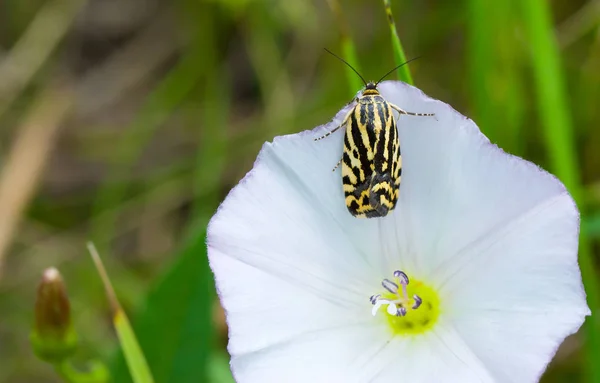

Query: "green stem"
left=54, top=359, right=109, bottom=383
left=382, top=0, right=413, bottom=85
left=467, top=0, right=496, bottom=138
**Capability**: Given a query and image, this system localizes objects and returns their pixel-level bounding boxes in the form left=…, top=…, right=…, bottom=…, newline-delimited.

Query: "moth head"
left=363, top=82, right=380, bottom=96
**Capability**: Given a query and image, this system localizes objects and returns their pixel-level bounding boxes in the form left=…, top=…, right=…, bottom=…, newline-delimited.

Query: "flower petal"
left=446, top=193, right=589, bottom=381
left=208, top=102, right=390, bottom=300
left=376, top=81, right=589, bottom=380
left=208, top=130, right=377, bottom=299
left=209, top=249, right=374, bottom=357
left=229, top=318, right=498, bottom=383
left=350, top=322, right=495, bottom=382
left=230, top=323, right=389, bottom=382
left=376, top=81, right=575, bottom=283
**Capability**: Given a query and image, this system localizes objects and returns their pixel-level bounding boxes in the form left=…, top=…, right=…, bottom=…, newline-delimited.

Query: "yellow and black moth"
left=315, top=49, right=435, bottom=218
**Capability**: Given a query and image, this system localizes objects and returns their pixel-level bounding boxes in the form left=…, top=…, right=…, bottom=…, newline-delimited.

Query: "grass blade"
left=87, top=243, right=155, bottom=383
left=467, top=0, right=496, bottom=138
left=108, top=225, right=213, bottom=383
left=340, top=38, right=362, bottom=92
left=467, top=0, right=525, bottom=154
left=382, top=0, right=413, bottom=85
left=113, top=312, right=155, bottom=383
left=520, top=0, right=578, bottom=190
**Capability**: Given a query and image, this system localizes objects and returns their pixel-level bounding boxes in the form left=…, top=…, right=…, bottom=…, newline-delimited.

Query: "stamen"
left=382, top=279, right=398, bottom=294
left=393, top=270, right=409, bottom=285
left=394, top=270, right=409, bottom=300
left=412, top=295, right=422, bottom=310
left=400, top=283, right=408, bottom=301
left=371, top=298, right=391, bottom=316
left=386, top=303, right=398, bottom=316
left=371, top=271, right=426, bottom=319
left=396, top=306, right=407, bottom=317
left=370, top=272, right=440, bottom=335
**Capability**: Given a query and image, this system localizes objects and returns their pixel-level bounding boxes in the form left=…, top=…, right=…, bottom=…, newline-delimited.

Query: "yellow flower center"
left=383, top=280, right=439, bottom=335
left=370, top=271, right=440, bottom=336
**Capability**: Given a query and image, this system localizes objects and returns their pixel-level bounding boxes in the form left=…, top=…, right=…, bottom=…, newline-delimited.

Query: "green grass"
left=382, top=0, right=413, bottom=85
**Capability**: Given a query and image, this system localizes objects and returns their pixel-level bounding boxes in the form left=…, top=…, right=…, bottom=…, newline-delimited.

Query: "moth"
left=315, top=49, right=435, bottom=218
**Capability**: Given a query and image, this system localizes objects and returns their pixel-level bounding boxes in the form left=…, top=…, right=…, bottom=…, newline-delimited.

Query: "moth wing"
left=342, top=105, right=376, bottom=218
left=364, top=101, right=400, bottom=217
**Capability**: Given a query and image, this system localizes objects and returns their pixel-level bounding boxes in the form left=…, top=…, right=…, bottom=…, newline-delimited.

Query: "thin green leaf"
left=467, top=0, right=525, bottom=153
left=340, top=37, right=363, bottom=92
left=109, top=226, right=213, bottom=383
left=467, top=0, right=497, bottom=139
left=87, top=243, right=154, bottom=383
left=113, top=312, right=155, bottom=383
left=382, top=0, right=413, bottom=85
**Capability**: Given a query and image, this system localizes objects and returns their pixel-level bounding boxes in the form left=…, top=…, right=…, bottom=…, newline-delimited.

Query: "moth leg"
left=331, top=157, right=343, bottom=172
left=390, top=104, right=435, bottom=118
left=314, top=108, right=353, bottom=141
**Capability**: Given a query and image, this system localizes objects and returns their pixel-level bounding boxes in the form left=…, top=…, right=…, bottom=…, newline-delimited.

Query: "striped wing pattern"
left=341, top=94, right=401, bottom=218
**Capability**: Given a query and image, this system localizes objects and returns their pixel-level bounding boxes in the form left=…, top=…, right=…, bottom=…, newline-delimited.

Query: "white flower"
left=207, top=81, right=590, bottom=382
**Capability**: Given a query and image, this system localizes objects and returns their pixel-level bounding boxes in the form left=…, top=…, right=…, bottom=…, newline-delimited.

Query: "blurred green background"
left=0, top=0, right=599, bottom=382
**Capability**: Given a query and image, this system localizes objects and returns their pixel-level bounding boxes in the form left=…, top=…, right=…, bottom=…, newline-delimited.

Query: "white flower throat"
left=370, top=270, right=440, bottom=335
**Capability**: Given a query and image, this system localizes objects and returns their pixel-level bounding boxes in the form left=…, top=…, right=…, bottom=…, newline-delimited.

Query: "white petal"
left=231, top=319, right=496, bottom=383
left=446, top=194, right=589, bottom=382
left=208, top=104, right=389, bottom=300
left=377, top=81, right=589, bottom=380
left=377, top=81, right=572, bottom=281
left=210, top=249, right=374, bottom=357
left=353, top=322, right=495, bottom=382
left=208, top=132, right=377, bottom=300
left=230, top=317, right=390, bottom=383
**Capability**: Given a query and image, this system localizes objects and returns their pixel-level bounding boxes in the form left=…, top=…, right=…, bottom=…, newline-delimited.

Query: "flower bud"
left=30, top=267, right=78, bottom=363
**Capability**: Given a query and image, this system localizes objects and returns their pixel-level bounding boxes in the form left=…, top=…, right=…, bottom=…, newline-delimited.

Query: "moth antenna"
left=375, top=56, right=422, bottom=86
left=324, top=48, right=368, bottom=87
